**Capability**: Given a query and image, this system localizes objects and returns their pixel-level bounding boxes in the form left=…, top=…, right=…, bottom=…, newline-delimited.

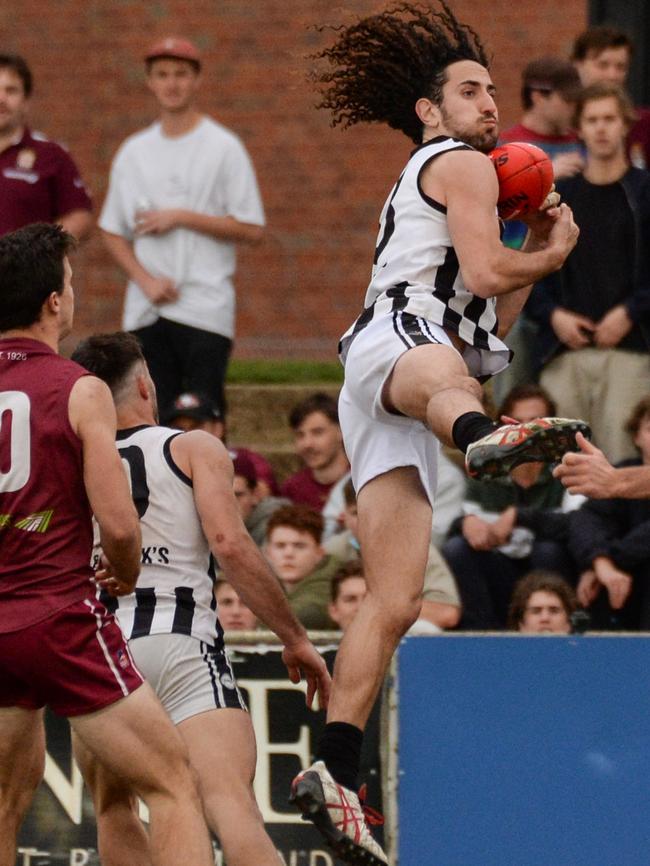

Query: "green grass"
left=227, top=358, right=343, bottom=385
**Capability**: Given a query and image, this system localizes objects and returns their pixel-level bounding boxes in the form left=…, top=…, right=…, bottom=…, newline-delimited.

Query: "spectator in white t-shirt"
left=99, top=37, right=265, bottom=419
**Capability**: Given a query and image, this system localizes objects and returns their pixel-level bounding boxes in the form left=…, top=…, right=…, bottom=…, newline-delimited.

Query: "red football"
left=489, top=142, right=554, bottom=220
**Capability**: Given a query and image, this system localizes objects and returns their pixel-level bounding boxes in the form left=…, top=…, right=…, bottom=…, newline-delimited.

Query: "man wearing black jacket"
left=528, top=82, right=650, bottom=463
left=569, top=396, right=650, bottom=629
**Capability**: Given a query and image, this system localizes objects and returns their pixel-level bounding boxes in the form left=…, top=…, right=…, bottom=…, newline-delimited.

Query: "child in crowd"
left=215, top=579, right=259, bottom=632
left=264, top=505, right=341, bottom=629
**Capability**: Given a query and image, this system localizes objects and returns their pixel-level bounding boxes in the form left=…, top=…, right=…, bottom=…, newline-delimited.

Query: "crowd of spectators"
left=3, top=23, right=650, bottom=638
left=200, top=383, right=650, bottom=638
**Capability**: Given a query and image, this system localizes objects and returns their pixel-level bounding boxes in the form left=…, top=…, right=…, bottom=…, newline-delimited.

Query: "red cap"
left=145, top=37, right=201, bottom=67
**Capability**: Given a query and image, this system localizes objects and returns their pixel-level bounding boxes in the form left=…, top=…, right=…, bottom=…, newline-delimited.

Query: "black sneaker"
left=465, top=417, right=590, bottom=480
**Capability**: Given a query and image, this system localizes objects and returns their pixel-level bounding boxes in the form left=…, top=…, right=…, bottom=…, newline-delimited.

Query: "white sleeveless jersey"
left=95, top=425, right=220, bottom=646
left=339, top=135, right=510, bottom=372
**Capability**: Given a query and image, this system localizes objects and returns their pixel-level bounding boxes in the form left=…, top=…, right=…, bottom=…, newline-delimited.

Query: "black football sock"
left=316, top=721, right=363, bottom=793
left=452, top=412, right=499, bottom=454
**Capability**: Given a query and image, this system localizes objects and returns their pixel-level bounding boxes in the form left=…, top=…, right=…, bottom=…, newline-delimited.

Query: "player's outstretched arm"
left=68, top=376, right=141, bottom=590
left=172, top=431, right=331, bottom=708
left=427, top=150, right=578, bottom=297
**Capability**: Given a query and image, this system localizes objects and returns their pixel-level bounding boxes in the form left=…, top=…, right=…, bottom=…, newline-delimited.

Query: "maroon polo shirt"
left=0, top=127, right=92, bottom=236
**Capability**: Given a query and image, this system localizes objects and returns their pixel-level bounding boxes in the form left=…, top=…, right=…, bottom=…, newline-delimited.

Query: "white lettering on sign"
left=240, top=678, right=314, bottom=824
left=43, top=751, right=84, bottom=824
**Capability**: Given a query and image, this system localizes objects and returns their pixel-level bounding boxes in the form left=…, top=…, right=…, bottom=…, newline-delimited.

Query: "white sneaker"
left=290, top=760, right=388, bottom=865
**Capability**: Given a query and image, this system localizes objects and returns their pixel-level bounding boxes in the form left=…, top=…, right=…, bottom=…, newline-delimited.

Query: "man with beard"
left=289, top=4, right=584, bottom=864
left=281, top=393, right=350, bottom=536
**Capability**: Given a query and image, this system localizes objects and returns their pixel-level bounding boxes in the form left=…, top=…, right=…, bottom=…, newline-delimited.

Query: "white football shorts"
left=129, top=632, right=246, bottom=725
left=339, top=311, right=503, bottom=505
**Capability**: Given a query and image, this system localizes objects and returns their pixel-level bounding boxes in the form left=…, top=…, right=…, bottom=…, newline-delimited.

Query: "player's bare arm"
left=171, top=430, right=331, bottom=708
left=491, top=189, right=562, bottom=335
left=423, top=150, right=579, bottom=296
left=68, top=375, right=141, bottom=589
left=101, top=229, right=179, bottom=304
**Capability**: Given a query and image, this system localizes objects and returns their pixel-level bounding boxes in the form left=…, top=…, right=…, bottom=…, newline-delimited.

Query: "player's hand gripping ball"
left=489, top=142, right=554, bottom=220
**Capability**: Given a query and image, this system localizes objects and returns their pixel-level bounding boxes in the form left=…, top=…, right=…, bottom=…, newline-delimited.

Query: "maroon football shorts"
left=0, top=597, right=144, bottom=717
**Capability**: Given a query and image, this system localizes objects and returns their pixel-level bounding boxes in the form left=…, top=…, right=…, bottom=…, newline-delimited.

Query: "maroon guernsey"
left=0, top=338, right=95, bottom=632
left=0, top=127, right=92, bottom=236
left=280, top=467, right=334, bottom=512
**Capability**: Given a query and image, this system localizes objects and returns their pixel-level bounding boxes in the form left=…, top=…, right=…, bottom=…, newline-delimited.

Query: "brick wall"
left=1, top=0, right=586, bottom=359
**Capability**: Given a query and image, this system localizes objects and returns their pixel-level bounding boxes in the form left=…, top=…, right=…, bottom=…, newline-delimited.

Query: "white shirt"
left=100, top=117, right=265, bottom=338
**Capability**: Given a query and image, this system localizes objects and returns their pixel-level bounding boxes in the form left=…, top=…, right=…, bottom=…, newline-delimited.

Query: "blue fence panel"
left=397, top=636, right=650, bottom=866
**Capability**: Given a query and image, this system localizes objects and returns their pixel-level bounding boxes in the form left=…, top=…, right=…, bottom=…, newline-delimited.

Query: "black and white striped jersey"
left=96, top=425, right=221, bottom=646
left=339, top=135, right=510, bottom=367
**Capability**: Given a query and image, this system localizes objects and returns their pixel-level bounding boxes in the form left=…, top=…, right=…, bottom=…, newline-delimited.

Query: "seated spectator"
left=215, top=580, right=258, bottom=632
left=231, top=450, right=290, bottom=547
left=321, top=469, right=352, bottom=540
left=163, top=391, right=280, bottom=496
left=328, top=561, right=367, bottom=631
left=163, top=391, right=225, bottom=438
left=229, top=445, right=279, bottom=500
left=569, top=396, right=650, bottom=630
left=443, top=384, right=583, bottom=630
left=280, top=394, right=350, bottom=528
left=324, top=560, right=383, bottom=836
left=323, top=478, right=361, bottom=563
left=507, top=570, right=578, bottom=634
left=264, top=504, right=340, bottom=629
left=324, top=480, right=461, bottom=630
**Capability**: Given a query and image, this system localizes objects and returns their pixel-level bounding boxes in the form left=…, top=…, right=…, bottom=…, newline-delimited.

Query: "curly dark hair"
left=310, top=1, right=489, bottom=143
left=507, top=570, right=577, bottom=630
